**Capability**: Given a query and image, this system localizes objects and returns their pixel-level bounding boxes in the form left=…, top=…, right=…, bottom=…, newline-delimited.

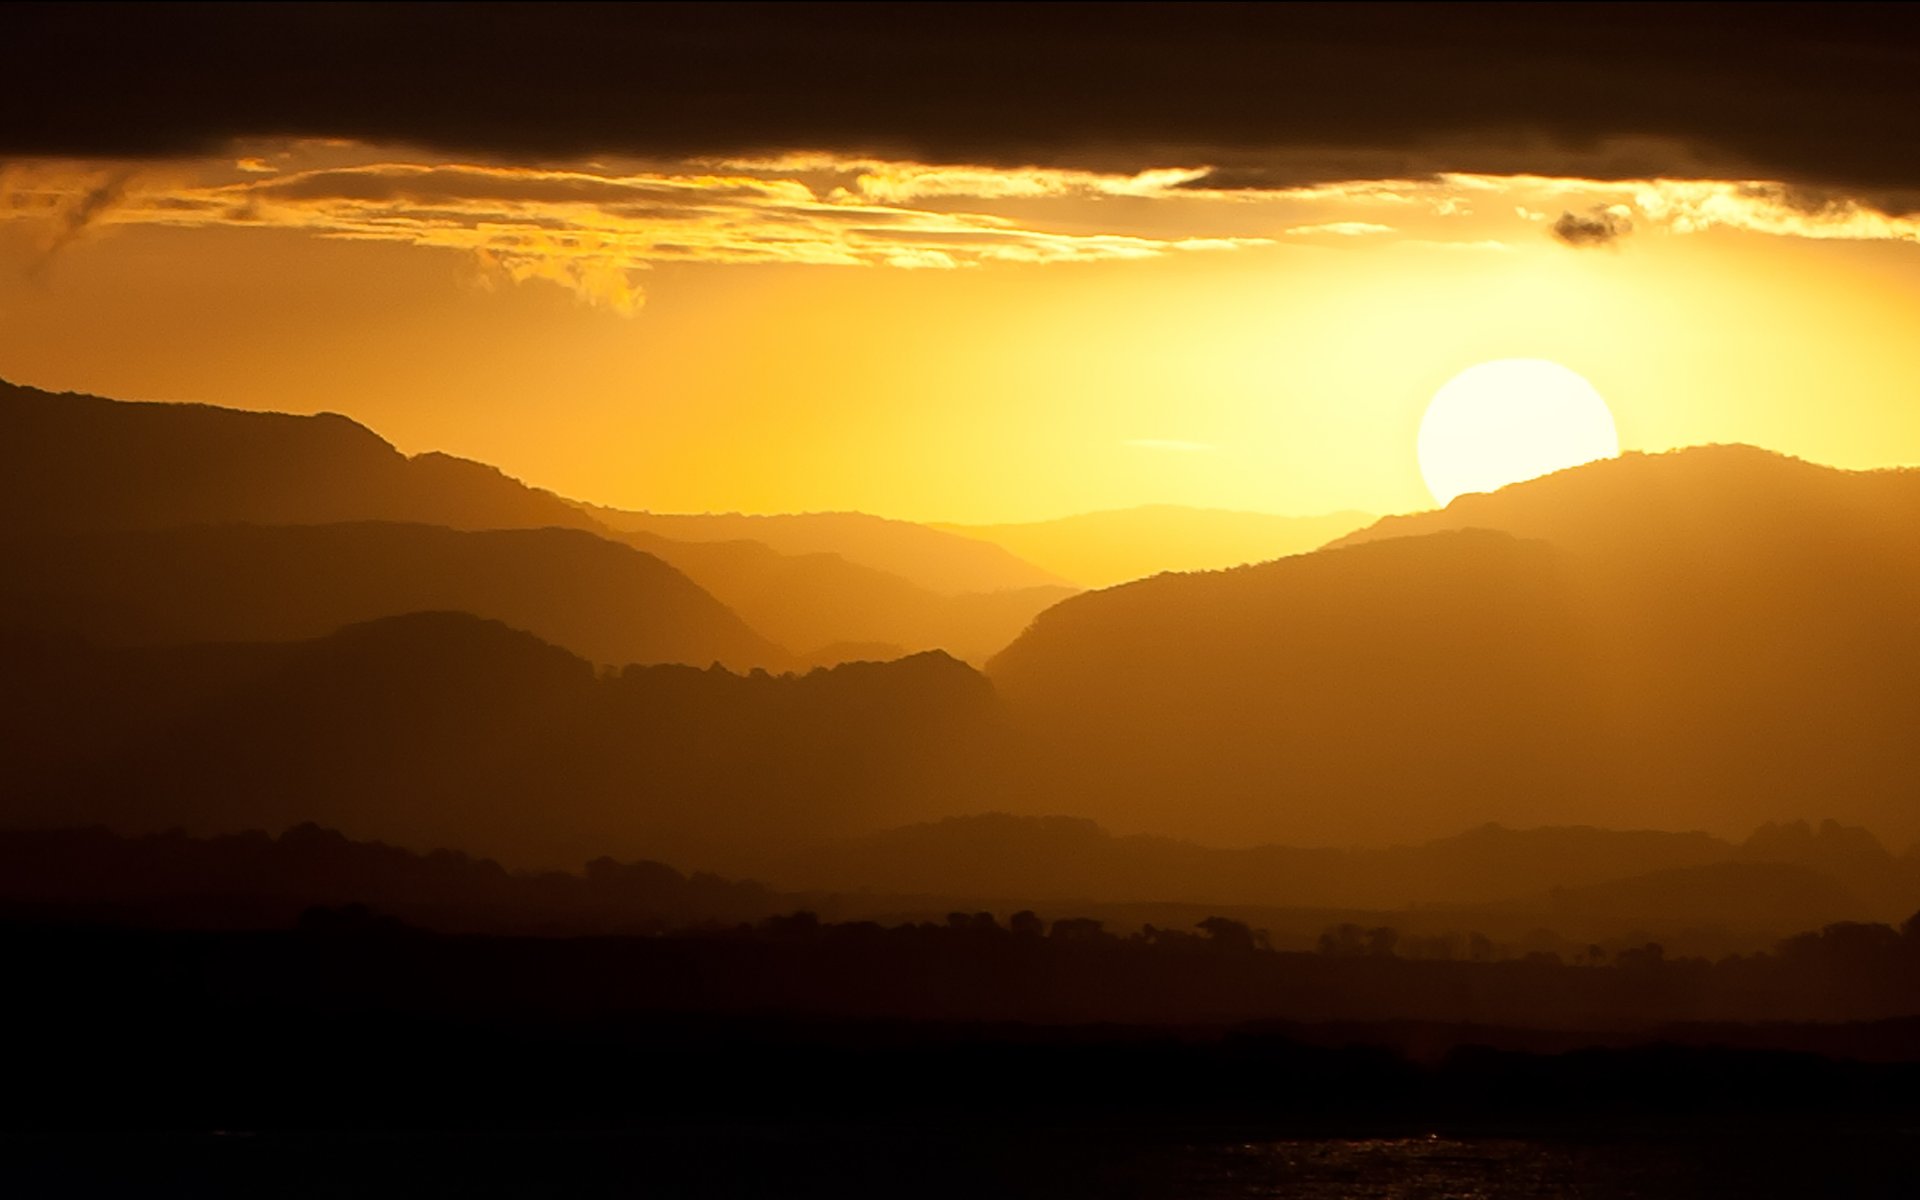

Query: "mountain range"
left=8, top=378, right=1920, bottom=928
left=934, top=505, right=1373, bottom=588
left=989, top=446, right=1920, bottom=847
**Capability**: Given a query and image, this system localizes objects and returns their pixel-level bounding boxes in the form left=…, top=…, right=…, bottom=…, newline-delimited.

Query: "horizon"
left=7, top=373, right=1908, bottom=529
left=7, top=5, right=1920, bottom=1189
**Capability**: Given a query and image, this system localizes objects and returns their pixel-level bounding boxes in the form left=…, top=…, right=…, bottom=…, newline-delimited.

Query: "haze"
left=7, top=5, right=1920, bottom=1193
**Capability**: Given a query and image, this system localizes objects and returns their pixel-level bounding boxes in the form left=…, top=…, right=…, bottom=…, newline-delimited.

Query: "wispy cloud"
left=1283, top=221, right=1394, bottom=237
left=0, top=151, right=1269, bottom=314
left=1630, top=181, right=1920, bottom=242
left=9, top=144, right=1917, bottom=317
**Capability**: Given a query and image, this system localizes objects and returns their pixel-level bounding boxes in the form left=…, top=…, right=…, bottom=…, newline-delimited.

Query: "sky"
left=3, top=3, right=1918, bottom=524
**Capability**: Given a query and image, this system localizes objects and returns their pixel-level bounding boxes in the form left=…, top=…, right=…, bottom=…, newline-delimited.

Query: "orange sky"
left=4, top=141, right=1920, bottom=523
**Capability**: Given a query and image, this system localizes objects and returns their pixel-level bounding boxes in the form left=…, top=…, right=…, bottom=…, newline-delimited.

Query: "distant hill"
left=992, top=529, right=1608, bottom=845
left=1519, top=860, right=1866, bottom=933
left=935, top=505, right=1374, bottom=588
left=0, top=380, right=1067, bottom=665
left=0, top=823, right=781, bottom=934
left=0, top=379, right=599, bottom=533
left=618, top=529, right=1075, bottom=664
left=581, top=505, right=1069, bottom=594
left=990, top=448, right=1920, bottom=846
left=0, top=614, right=1005, bottom=868
left=0, top=522, right=787, bottom=670
left=762, top=813, right=1735, bottom=908
left=762, top=812, right=1917, bottom=948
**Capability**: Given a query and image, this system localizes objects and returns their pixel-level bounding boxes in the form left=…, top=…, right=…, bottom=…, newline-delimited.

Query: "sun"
left=1416, top=359, right=1620, bottom=507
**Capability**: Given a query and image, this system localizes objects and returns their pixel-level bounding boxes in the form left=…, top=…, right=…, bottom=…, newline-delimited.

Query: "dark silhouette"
left=0, top=823, right=780, bottom=933
left=0, top=379, right=1072, bottom=666
left=0, top=521, right=787, bottom=671
left=617, top=528, right=1078, bottom=665
left=583, top=505, right=1068, bottom=594
left=0, top=613, right=1004, bottom=869
left=992, top=447, right=1920, bottom=847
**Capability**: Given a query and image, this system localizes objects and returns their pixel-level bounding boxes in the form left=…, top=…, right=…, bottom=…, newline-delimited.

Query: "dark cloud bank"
left=4, top=3, right=1918, bottom=206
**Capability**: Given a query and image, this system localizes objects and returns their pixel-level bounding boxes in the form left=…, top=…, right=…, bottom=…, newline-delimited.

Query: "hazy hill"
left=0, top=614, right=1004, bottom=868
left=764, top=813, right=1735, bottom=910
left=581, top=505, right=1068, bottom=594
left=618, top=529, right=1075, bottom=664
left=0, top=380, right=1069, bottom=665
left=0, top=823, right=781, bottom=934
left=0, top=522, right=786, bottom=670
left=935, top=506, right=1374, bottom=588
left=990, top=447, right=1920, bottom=846
left=992, top=529, right=1610, bottom=845
left=0, top=379, right=599, bottom=534
left=1522, top=860, right=1866, bottom=933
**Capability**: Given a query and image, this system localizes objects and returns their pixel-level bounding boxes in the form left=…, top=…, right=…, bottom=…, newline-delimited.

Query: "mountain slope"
left=582, top=506, right=1068, bottom=594
left=0, top=379, right=599, bottom=534
left=0, top=380, right=1066, bottom=664
left=936, top=505, right=1374, bottom=588
left=989, top=448, right=1920, bottom=846
left=0, top=522, right=787, bottom=670
left=0, top=614, right=1005, bottom=868
left=992, top=529, right=1613, bottom=845
left=618, top=530, right=1075, bottom=664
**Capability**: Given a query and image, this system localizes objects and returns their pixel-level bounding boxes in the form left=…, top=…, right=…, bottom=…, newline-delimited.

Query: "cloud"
left=5, top=5, right=1919, bottom=214
left=1284, top=221, right=1394, bottom=237
left=0, top=152, right=1269, bottom=312
left=1631, top=181, right=1920, bottom=242
left=1550, top=206, right=1632, bottom=248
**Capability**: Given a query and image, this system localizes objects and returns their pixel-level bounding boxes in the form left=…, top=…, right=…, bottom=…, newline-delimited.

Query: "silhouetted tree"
left=1009, top=909, right=1044, bottom=938
left=761, top=910, right=820, bottom=938
left=1317, top=922, right=1366, bottom=956
left=1049, top=917, right=1106, bottom=942
left=1616, top=942, right=1665, bottom=970
left=1197, top=916, right=1256, bottom=953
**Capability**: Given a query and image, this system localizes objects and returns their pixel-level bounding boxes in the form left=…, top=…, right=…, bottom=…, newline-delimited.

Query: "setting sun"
left=7, top=6, right=1920, bottom=1187
left=1416, top=359, right=1621, bottom=507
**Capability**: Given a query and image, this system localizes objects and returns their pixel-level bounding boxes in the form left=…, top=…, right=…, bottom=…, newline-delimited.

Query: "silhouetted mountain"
left=0, top=379, right=599, bottom=533
left=617, top=530, right=1076, bottom=664
left=991, top=449, right=1920, bottom=847
left=581, top=505, right=1069, bottom=594
left=0, top=522, right=786, bottom=670
left=1519, top=860, right=1865, bottom=935
left=935, top=506, right=1374, bottom=588
left=761, top=813, right=1830, bottom=910
left=0, top=823, right=780, bottom=933
left=1738, top=819, right=1918, bottom=917
left=992, top=529, right=1608, bottom=845
left=0, top=380, right=1069, bottom=664
left=0, top=614, right=1004, bottom=868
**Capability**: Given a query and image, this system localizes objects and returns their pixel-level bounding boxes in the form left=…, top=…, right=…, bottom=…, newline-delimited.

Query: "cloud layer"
left=0, top=153, right=1265, bottom=312
left=5, top=3, right=1918, bottom=211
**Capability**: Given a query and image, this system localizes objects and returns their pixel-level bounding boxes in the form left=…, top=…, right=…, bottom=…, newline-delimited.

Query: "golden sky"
left=4, top=138, right=1919, bottom=523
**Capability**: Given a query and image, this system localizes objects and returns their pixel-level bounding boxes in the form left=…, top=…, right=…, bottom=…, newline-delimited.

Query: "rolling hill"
left=0, top=379, right=599, bottom=534
left=935, top=505, right=1374, bottom=587
left=990, top=449, right=1920, bottom=847
left=0, top=521, right=787, bottom=670
left=581, top=505, right=1068, bottom=594
left=0, top=379, right=1071, bottom=665
left=0, top=613, right=1005, bottom=869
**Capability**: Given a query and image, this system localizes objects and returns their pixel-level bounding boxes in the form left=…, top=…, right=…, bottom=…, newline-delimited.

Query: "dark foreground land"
left=8, top=919, right=1920, bottom=1196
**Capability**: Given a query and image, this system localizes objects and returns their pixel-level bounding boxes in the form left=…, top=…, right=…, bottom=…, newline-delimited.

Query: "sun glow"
left=1416, top=359, right=1620, bottom=507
